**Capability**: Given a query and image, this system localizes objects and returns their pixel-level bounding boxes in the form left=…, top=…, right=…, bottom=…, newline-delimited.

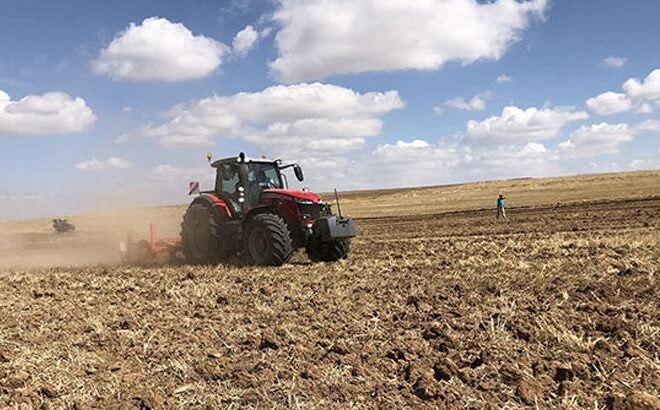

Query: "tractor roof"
left=210, top=155, right=278, bottom=168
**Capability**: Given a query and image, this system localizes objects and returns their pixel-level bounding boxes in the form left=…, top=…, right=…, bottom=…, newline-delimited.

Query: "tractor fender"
left=244, top=204, right=277, bottom=221
left=190, top=194, right=233, bottom=219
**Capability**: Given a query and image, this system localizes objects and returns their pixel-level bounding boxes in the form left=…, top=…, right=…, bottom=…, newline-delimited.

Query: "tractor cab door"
left=216, top=163, right=243, bottom=217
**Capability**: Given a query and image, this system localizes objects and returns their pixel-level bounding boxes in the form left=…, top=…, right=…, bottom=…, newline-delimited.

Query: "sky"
left=1, top=0, right=659, bottom=220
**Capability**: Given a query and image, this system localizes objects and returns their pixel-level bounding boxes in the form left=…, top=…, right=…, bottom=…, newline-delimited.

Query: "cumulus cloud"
left=0, top=90, right=96, bottom=136
left=232, top=25, right=259, bottom=56
left=92, top=17, right=229, bottom=82
left=464, top=142, right=558, bottom=176
left=296, top=117, right=655, bottom=190
left=634, top=119, right=660, bottom=133
left=587, top=69, right=660, bottom=115
left=269, top=0, right=548, bottom=82
left=558, top=120, right=659, bottom=158
left=464, top=105, right=589, bottom=145
left=623, top=69, right=660, bottom=101
left=122, top=83, right=404, bottom=154
left=558, top=123, right=633, bottom=157
left=435, top=92, right=492, bottom=114
left=330, top=138, right=559, bottom=191
left=347, top=140, right=462, bottom=188
left=586, top=92, right=633, bottom=116
left=74, top=157, right=132, bottom=171
left=602, top=56, right=627, bottom=67
left=628, top=158, right=660, bottom=170
left=496, top=74, right=513, bottom=84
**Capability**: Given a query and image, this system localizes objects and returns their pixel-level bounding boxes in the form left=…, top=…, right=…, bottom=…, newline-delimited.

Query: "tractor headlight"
left=296, top=199, right=314, bottom=205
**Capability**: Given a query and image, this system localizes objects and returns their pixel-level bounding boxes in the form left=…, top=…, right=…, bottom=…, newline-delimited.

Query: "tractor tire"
left=306, top=239, right=350, bottom=263
left=181, top=203, right=226, bottom=264
left=243, top=213, right=293, bottom=266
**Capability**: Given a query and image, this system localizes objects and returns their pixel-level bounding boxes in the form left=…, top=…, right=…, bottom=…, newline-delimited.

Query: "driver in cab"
left=248, top=169, right=277, bottom=199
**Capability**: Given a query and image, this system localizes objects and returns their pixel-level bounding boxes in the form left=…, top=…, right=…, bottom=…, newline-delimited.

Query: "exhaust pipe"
left=334, top=188, right=343, bottom=217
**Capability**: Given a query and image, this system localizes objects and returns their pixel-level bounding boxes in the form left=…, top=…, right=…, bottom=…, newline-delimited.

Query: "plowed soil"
left=1, top=172, right=659, bottom=409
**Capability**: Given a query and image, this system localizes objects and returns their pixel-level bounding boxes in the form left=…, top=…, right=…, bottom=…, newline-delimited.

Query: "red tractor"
left=180, top=152, right=355, bottom=266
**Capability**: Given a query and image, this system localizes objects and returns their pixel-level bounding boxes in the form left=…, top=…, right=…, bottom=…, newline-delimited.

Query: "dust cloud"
left=0, top=205, right=185, bottom=269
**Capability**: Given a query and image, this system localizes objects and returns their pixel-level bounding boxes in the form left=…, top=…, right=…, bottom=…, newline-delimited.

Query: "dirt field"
left=0, top=171, right=659, bottom=409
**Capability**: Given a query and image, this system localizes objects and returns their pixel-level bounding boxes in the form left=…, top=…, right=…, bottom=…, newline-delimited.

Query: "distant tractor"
left=180, top=153, right=355, bottom=266
left=52, top=218, right=75, bottom=233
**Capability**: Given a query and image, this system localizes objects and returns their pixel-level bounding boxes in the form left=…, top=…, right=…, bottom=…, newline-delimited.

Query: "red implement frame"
left=119, top=223, right=182, bottom=264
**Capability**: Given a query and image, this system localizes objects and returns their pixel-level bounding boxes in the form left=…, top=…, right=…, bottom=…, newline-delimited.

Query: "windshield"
left=246, top=163, right=282, bottom=206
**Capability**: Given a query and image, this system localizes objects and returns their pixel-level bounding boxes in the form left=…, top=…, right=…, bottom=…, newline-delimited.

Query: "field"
left=0, top=171, right=659, bottom=409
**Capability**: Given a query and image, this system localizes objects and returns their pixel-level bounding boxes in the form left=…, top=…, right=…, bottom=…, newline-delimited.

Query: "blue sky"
left=1, top=0, right=659, bottom=220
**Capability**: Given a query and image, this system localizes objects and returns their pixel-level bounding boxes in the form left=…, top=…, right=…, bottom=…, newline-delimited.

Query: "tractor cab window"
left=247, top=163, right=281, bottom=204
left=217, top=164, right=242, bottom=209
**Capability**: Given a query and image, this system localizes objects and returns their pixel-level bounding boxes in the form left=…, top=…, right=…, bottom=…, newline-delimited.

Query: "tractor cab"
left=211, top=153, right=304, bottom=216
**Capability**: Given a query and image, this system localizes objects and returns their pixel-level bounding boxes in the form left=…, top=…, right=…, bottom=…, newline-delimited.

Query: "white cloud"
left=260, top=27, right=273, bottom=38
left=92, top=17, right=228, bottom=82
left=587, top=69, right=660, bottom=115
left=464, top=142, right=558, bottom=176
left=0, top=90, right=96, bottom=136
left=602, top=56, right=627, bottom=67
left=623, top=69, right=660, bottom=101
left=435, top=92, right=492, bottom=113
left=331, top=139, right=559, bottom=191
left=75, top=157, right=133, bottom=171
left=557, top=121, right=660, bottom=158
left=559, top=123, right=632, bottom=156
left=584, top=161, right=622, bottom=173
left=385, top=139, right=431, bottom=149
left=464, top=105, right=589, bottom=145
left=232, top=25, right=259, bottom=56
left=634, top=119, right=660, bottom=133
left=269, top=0, right=548, bottom=82
left=496, top=74, right=513, bottom=84
left=628, top=158, right=660, bottom=170
left=586, top=92, right=632, bottom=116
left=352, top=140, right=462, bottom=188
left=293, top=156, right=350, bottom=189
left=123, top=83, right=404, bottom=154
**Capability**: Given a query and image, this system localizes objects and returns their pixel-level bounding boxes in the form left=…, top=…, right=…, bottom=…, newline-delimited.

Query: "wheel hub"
left=249, top=229, right=268, bottom=261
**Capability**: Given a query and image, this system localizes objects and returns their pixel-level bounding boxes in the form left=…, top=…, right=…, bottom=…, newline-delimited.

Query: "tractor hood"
left=263, top=189, right=322, bottom=203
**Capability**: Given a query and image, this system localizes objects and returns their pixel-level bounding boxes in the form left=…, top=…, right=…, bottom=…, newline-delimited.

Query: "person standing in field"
left=497, top=194, right=507, bottom=220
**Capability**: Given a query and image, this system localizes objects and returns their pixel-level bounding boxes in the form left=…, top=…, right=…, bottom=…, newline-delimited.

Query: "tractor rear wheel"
left=181, top=203, right=226, bottom=264
left=243, top=213, right=293, bottom=266
left=306, top=239, right=350, bottom=262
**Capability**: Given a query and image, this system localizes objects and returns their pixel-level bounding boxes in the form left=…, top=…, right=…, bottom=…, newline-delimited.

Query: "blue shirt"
left=497, top=198, right=505, bottom=209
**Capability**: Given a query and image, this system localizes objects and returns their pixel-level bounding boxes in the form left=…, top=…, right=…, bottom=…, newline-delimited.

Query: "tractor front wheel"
left=243, top=213, right=293, bottom=266
left=306, top=239, right=350, bottom=262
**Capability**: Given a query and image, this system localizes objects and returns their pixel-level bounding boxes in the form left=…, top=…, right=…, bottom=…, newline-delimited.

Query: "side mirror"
left=294, top=164, right=304, bottom=182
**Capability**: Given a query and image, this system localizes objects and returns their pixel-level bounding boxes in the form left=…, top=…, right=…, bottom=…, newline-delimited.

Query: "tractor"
left=180, top=152, right=355, bottom=266
left=52, top=218, right=75, bottom=233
